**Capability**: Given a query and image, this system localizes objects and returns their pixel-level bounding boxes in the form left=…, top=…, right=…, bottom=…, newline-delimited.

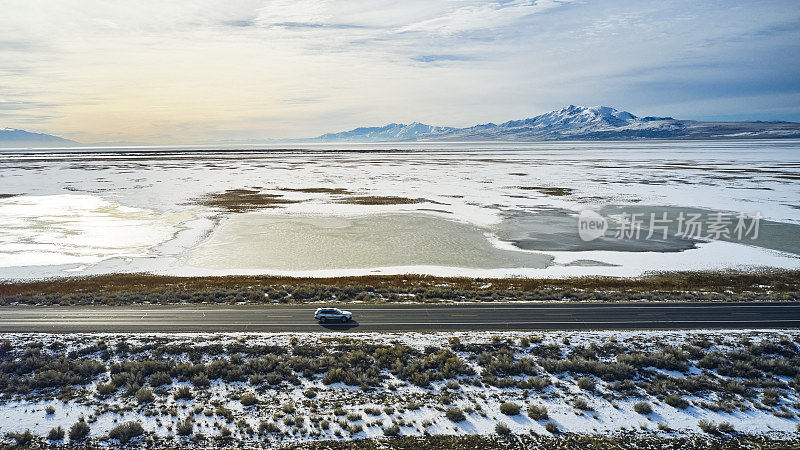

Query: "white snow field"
left=0, top=140, right=799, bottom=279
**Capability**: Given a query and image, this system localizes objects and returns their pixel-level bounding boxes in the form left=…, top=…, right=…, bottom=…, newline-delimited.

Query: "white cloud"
left=397, top=0, right=571, bottom=35
left=0, top=0, right=798, bottom=143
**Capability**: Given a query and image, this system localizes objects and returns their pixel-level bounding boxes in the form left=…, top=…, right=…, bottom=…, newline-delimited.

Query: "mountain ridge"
left=3, top=106, right=800, bottom=147
left=308, top=105, right=800, bottom=142
left=0, top=127, right=78, bottom=147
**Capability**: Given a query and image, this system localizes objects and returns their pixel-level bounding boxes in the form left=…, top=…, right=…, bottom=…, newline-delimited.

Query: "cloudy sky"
left=1, top=0, right=799, bottom=143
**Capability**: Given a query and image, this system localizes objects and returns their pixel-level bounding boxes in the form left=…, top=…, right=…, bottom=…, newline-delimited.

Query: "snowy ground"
left=1, top=141, right=799, bottom=280
left=1, top=329, right=799, bottom=447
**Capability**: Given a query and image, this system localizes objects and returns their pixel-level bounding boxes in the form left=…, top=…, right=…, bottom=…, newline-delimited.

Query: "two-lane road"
left=1, top=302, right=799, bottom=332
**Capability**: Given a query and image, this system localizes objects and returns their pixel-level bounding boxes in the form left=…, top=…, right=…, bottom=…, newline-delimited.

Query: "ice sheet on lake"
left=186, top=212, right=553, bottom=271
left=0, top=194, right=186, bottom=268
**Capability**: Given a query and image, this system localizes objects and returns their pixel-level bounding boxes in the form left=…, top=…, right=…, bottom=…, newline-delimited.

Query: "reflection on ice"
left=0, top=195, right=185, bottom=267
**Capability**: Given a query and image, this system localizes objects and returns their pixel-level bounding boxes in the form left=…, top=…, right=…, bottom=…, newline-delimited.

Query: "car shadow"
left=319, top=320, right=360, bottom=330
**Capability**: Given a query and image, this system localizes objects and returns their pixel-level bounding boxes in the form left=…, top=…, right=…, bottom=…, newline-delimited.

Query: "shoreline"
left=2, top=269, right=798, bottom=306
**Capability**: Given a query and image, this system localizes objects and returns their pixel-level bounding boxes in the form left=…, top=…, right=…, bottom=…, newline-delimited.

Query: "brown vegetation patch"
left=1, top=270, right=798, bottom=305
left=336, top=196, right=428, bottom=205
left=519, top=186, right=574, bottom=196
left=192, top=189, right=300, bottom=212
left=279, top=187, right=352, bottom=195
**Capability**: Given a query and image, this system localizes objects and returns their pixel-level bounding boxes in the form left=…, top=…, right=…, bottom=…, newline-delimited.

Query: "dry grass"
left=519, top=186, right=574, bottom=196
left=279, top=187, right=352, bottom=194
left=336, top=196, right=427, bottom=205
left=191, top=189, right=300, bottom=212
left=2, top=270, right=797, bottom=300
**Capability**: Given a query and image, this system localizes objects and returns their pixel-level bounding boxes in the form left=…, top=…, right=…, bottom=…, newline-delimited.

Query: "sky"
left=1, top=0, right=799, bottom=144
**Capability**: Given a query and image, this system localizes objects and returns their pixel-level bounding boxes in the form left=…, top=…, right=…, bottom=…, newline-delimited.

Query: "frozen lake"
left=1, top=140, right=799, bottom=279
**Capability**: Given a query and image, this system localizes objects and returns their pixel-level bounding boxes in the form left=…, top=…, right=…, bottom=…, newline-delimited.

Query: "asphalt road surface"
left=1, top=302, right=799, bottom=332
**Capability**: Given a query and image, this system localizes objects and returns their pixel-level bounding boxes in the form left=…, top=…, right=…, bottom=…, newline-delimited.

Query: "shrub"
left=384, top=423, right=400, bottom=436
left=135, top=387, right=154, bottom=404
left=149, top=371, right=172, bottom=387
left=191, top=374, right=210, bottom=387
left=176, top=418, right=193, bottom=436
left=664, top=393, right=689, bottom=409
left=248, top=373, right=265, bottom=386
left=47, top=426, right=65, bottom=441
left=445, top=407, right=466, bottom=422
left=216, top=406, right=234, bottom=421
left=718, top=422, right=735, bottom=434
left=527, top=405, right=548, bottom=420
left=109, top=421, right=144, bottom=444
left=69, top=419, right=90, bottom=441
left=545, top=422, right=559, bottom=434
left=8, top=430, right=34, bottom=447
left=500, top=402, right=521, bottom=416
left=96, top=382, right=116, bottom=397
left=762, top=388, right=780, bottom=406
left=258, top=421, right=280, bottom=434
left=445, top=380, right=461, bottom=390
left=572, top=398, right=592, bottom=411
left=634, top=402, right=653, bottom=415
left=174, top=386, right=193, bottom=400
left=240, top=393, right=259, bottom=406
left=304, top=388, right=317, bottom=398
left=725, top=380, right=746, bottom=395
left=698, top=419, right=718, bottom=434
left=364, top=407, right=381, bottom=416
left=45, top=405, right=56, bottom=415
left=495, top=422, right=511, bottom=435
left=577, top=376, right=596, bottom=391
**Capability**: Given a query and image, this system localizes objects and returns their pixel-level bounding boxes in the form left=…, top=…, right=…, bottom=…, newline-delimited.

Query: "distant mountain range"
left=307, top=105, right=800, bottom=142
left=3, top=106, right=800, bottom=147
left=0, top=127, right=77, bottom=147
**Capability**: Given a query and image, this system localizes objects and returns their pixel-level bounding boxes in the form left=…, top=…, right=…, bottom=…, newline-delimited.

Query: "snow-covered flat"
left=1, top=329, right=798, bottom=446
left=1, top=140, right=799, bottom=280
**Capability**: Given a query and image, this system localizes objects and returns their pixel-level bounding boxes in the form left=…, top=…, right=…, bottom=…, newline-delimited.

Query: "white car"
left=314, top=307, right=352, bottom=323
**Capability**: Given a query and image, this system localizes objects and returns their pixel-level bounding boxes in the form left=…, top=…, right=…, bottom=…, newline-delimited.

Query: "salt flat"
left=1, top=140, right=799, bottom=279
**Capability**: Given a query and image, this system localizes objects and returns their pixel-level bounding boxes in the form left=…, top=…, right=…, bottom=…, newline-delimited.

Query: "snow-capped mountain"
left=0, top=127, right=77, bottom=147
left=437, top=105, right=684, bottom=140
left=312, top=122, right=456, bottom=142
left=310, top=106, right=800, bottom=142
